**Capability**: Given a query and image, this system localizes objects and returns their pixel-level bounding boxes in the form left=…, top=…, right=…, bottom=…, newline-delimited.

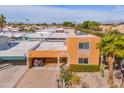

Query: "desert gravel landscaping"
left=76, top=70, right=122, bottom=88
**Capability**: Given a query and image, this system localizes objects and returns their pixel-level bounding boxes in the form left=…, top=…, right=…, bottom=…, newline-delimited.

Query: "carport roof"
left=0, top=51, right=26, bottom=61
left=0, top=41, right=41, bottom=61
left=0, top=51, right=25, bottom=57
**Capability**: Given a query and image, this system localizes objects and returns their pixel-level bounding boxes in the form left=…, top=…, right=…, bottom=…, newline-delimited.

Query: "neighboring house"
left=56, top=28, right=65, bottom=33
left=2, top=26, right=19, bottom=32
left=0, top=41, right=41, bottom=62
left=0, top=35, right=10, bottom=50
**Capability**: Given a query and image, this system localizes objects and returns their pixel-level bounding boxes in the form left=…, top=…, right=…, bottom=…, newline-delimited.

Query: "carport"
left=28, top=50, right=69, bottom=69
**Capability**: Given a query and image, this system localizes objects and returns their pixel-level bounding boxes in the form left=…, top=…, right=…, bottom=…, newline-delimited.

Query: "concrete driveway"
left=0, top=63, right=26, bottom=88
left=16, top=67, right=58, bottom=88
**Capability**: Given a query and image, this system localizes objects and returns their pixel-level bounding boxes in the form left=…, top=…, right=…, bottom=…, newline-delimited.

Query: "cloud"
left=0, top=5, right=124, bottom=23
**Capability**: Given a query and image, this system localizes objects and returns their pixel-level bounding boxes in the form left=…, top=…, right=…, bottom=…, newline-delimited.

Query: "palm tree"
left=0, top=14, right=6, bottom=32
left=121, top=59, right=124, bottom=87
left=97, top=33, right=124, bottom=85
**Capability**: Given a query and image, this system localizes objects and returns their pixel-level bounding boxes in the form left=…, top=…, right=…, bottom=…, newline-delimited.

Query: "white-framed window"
left=79, top=42, right=89, bottom=49
left=78, top=58, right=89, bottom=64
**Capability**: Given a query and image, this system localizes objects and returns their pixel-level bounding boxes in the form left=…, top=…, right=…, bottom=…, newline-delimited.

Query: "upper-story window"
left=79, top=42, right=89, bottom=49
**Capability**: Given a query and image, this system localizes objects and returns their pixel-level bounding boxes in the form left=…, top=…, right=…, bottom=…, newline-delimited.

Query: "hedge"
left=75, top=27, right=104, bottom=37
left=69, top=64, right=99, bottom=72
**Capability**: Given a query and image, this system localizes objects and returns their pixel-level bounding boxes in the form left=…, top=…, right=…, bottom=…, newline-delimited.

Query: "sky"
left=0, top=5, right=124, bottom=23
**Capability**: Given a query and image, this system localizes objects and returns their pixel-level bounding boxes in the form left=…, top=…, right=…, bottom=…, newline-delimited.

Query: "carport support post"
left=67, top=56, right=70, bottom=66
left=27, top=57, right=30, bottom=70
left=57, top=57, right=60, bottom=69
left=27, top=57, right=32, bottom=70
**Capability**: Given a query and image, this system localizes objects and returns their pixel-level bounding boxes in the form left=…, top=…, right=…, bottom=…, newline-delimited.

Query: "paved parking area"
left=16, top=67, right=58, bottom=88
left=0, top=63, right=26, bottom=88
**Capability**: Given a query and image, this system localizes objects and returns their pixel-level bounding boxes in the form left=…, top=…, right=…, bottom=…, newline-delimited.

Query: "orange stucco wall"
left=28, top=50, right=68, bottom=58
left=66, top=37, right=100, bottom=64
left=28, top=35, right=100, bottom=68
left=66, top=36, right=100, bottom=65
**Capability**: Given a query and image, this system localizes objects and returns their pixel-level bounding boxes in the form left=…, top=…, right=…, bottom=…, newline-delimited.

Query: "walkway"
left=16, top=67, right=58, bottom=88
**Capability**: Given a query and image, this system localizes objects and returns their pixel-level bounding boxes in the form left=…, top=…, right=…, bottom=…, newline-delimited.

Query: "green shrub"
left=69, top=64, right=99, bottom=72
left=71, top=75, right=80, bottom=85
left=60, top=67, right=73, bottom=83
left=10, top=36, right=16, bottom=39
left=110, top=84, right=118, bottom=88
left=100, top=65, right=104, bottom=77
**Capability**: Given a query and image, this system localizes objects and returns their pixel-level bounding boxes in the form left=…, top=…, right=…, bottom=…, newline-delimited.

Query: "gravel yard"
left=77, top=70, right=122, bottom=88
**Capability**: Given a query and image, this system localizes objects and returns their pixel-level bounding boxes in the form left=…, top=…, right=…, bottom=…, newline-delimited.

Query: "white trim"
left=57, top=57, right=60, bottom=69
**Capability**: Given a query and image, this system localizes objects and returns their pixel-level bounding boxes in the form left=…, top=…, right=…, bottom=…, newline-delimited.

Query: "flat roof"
left=25, top=32, right=68, bottom=39
left=0, top=32, right=26, bottom=38
left=48, top=33, right=67, bottom=39
left=25, top=33, right=51, bottom=38
left=0, top=51, right=26, bottom=61
left=36, top=41, right=67, bottom=50
left=0, top=51, right=25, bottom=57
left=67, top=34, right=100, bottom=38
left=8, top=41, right=41, bottom=53
left=41, top=28, right=56, bottom=32
left=0, top=41, right=41, bottom=57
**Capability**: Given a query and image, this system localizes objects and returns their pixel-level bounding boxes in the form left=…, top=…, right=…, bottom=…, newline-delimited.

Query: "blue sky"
left=0, top=5, right=124, bottom=23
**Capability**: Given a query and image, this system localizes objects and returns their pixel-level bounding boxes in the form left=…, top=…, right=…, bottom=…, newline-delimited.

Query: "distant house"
left=56, top=28, right=65, bottom=33
left=0, top=35, right=10, bottom=50
left=3, top=26, right=19, bottom=32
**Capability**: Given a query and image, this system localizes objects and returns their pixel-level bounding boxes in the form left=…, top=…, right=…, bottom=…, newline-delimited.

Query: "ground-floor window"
left=78, top=58, right=89, bottom=64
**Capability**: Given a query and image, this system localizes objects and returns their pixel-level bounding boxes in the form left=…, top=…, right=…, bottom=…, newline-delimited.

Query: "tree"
left=63, top=21, right=75, bottom=27
left=52, top=22, right=57, bottom=26
left=97, top=33, right=124, bottom=85
left=77, top=21, right=101, bottom=31
left=81, top=21, right=91, bottom=29
left=91, top=21, right=101, bottom=31
left=60, top=68, right=73, bottom=87
left=0, top=14, right=6, bottom=32
left=121, top=59, right=124, bottom=87
left=111, top=30, right=121, bottom=34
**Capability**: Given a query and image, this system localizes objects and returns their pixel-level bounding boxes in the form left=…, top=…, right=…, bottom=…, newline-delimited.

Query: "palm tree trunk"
left=0, top=27, right=3, bottom=32
left=0, top=28, right=1, bottom=32
left=121, top=74, right=124, bottom=87
left=107, top=56, right=114, bottom=85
